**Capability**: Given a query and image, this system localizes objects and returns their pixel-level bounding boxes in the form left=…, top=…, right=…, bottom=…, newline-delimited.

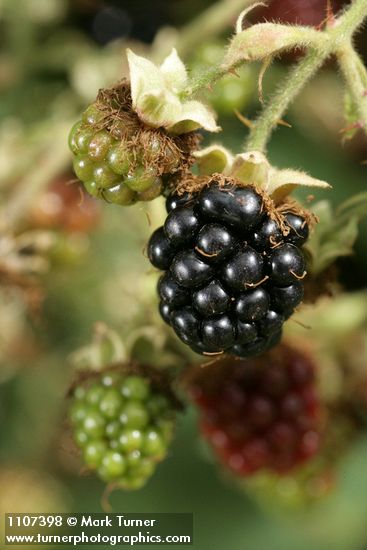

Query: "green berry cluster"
left=69, top=104, right=170, bottom=206
left=69, top=369, right=176, bottom=490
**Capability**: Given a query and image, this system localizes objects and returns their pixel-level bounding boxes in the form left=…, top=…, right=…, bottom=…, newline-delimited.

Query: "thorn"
left=277, top=119, right=292, bottom=128
left=363, top=90, right=367, bottom=97
left=234, top=110, right=254, bottom=128
left=207, top=84, right=213, bottom=92
left=228, top=67, right=240, bottom=78
left=307, top=194, right=315, bottom=202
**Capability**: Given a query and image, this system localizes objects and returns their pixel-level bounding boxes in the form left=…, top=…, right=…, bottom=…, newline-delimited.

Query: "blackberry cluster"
left=148, top=181, right=309, bottom=358
left=69, top=84, right=198, bottom=206
left=69, top=368, right=176, bottom=490
left=189, top=346, right=321, bottom=475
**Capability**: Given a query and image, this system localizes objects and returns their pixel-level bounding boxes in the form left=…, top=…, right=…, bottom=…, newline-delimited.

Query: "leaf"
left=305, top=193, right=367, bottom=275
left=309, top=216, right=359, bottom=274
left=336, top=191, right=367, bottom=222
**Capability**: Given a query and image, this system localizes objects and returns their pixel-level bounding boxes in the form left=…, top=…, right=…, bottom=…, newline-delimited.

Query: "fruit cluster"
left=69, top=367, right=176, bottom=490
left=189, top=346, right=321, bottom=475
left=148, top=180, right=309, bottom=358
left=69, top=83, right=199, bottom=206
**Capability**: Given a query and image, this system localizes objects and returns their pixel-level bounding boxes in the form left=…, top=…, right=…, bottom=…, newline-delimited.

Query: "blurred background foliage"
left=1, top=1, right=367, bottom=549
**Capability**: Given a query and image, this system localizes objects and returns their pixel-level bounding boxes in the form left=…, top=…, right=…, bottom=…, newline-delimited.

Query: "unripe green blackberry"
left=68, top=82, right=200, bottom=206
left=68, top=364, right=179, bottom=490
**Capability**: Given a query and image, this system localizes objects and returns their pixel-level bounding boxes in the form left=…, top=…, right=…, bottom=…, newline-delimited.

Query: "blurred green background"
left=1, top=1, right=367, bottom=549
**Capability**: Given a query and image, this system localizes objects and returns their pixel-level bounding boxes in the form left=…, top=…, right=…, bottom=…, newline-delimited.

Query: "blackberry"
left=69, top=366, right=177, bottom=490
left=187, top=345, right=321, bottom=476
left=68, top=82, right=199, bottom=206
left=148, top=179, right=309, bottom=358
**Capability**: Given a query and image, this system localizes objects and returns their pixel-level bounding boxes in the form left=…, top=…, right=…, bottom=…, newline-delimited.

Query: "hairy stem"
left=336, top=41, right=367, bottom=136
left=245, top=49, right=325, bottom=151
left=246, top=0, right=367, bottom=152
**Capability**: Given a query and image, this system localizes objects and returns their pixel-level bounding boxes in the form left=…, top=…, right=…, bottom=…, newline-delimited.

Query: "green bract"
left=69, top=369, right=177, bottom=490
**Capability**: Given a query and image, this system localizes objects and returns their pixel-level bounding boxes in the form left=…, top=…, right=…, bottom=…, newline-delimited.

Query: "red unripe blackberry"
left=149, top=177, right=310, bottom=358
left=68, top=82, right=199, bottom=206
left=187, top=344, right=322, bottom=476
left=254, top=0, right=345, bottom=27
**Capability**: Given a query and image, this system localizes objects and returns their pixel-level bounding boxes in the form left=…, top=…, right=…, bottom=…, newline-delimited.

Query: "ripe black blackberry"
left=148, top=177, right=310, bottom=358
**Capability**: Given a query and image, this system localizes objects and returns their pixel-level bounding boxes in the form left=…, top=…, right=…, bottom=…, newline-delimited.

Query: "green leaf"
left=306, top=193, right=367, bottom=275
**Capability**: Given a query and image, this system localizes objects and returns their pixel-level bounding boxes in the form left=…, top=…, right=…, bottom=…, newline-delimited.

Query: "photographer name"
left=80, top=515, right=157, bottom=528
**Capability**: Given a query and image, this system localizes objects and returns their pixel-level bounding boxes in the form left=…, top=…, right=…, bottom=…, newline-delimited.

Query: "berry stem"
left=336, top=40, right=367, bottom=136
left=245, top=0, right=367, bottom=152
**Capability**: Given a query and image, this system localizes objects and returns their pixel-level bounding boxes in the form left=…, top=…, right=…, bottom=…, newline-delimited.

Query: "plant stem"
left=245, top=49, right=325, bottom=151
left=246, top=0, right=367, bottom=152
left=336, top=41, right=367, bottom=136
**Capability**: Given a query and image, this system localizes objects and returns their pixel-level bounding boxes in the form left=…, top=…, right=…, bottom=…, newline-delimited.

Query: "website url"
left=5, top=532, right=192, bottom=546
